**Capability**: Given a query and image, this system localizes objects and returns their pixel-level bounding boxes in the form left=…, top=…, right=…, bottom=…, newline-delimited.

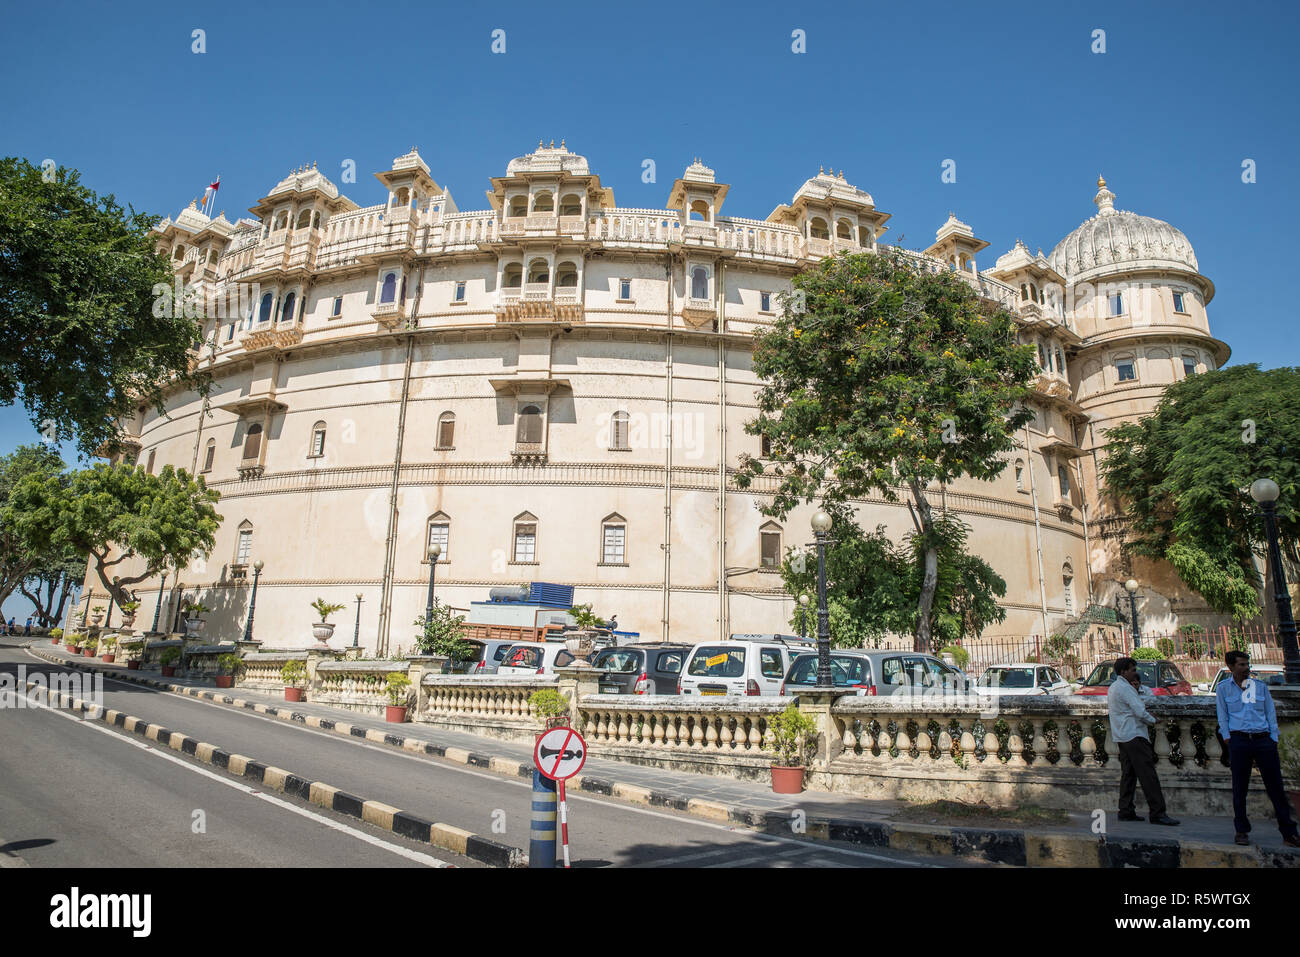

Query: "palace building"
left=96, top=143, right=1230, bottom=653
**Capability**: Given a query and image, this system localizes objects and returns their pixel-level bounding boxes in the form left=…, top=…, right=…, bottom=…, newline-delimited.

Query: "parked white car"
left=1195, top=664, right=1284, bottom=695
left=495, top=641, right=578, bottom=676
left=973, top=663, right=1073, bottom=696
left=678, top=638, right=809, bottom=696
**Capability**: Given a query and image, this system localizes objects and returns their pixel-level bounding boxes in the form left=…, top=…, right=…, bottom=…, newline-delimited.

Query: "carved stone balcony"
left=1055, top=502, right=1076, bottom=522
left=239, top=323, right=303, bottom=355
left=372, top=300, right=409, bottom=330
left=681, top=223, right=718, bottom=244
left=681, top=297, right=717, bottom=328
left=495, top=286, right=583, bottom=323
left=237, top=460, right=265, bottom=480
left=510, top=443, right=548, bottom=465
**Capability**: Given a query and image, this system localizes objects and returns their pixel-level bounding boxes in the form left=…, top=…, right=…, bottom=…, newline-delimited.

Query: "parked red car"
left=1075, top=659, right=1193, bottom=696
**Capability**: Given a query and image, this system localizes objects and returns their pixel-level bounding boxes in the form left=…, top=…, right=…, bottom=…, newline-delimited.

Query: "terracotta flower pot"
left=215, top=675, right=234, bottom=688
left=82, top=648, right=94, bottom=657
left=770, top=765, right=805, bottom=794
left=161, top=665, right=176, bottom=677
left=52, top=637, right=58, bottom=644
left=127, top=660, right=140, bottom=670
left=101, top=654, right=115, bottom=663
left=284, top=687, right=305, bottom=702
left=66, top=644, right=77, bottom=652
left=385, top=704, right=408, bottom=723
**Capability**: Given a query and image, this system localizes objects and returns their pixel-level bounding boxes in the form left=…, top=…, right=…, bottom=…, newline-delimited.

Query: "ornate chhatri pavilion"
left=99, top=145, right=1230, bottom=653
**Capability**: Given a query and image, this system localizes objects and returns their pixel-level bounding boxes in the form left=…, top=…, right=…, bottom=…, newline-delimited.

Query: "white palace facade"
left=95, top=143, right=1232, bottom=653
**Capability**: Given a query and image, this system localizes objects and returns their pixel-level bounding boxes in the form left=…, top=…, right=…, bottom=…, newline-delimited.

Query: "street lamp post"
left=798, top=593, right=810, bottom=641
left=353, top=593, right=363, bottom=648
left=424, top=543, right=442, bottom=624
left=1251, top=479, right=1300, bottom=685
left=151, top=569, right=168, bottom=634
left=811, top=510, right=833, bottom=688
left=242, top=561, right=264, bottom=643
left=1124, top=578, right=1141, bottom=648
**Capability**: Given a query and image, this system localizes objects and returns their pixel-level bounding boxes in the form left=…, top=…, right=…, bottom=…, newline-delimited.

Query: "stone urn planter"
left=311, top=622, right=336, bottom=646
left=184, top=617, right=206, bottom=635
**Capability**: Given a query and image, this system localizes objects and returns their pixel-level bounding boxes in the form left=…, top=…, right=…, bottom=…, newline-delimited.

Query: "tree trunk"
left=910, top=481, right=939, bottom=653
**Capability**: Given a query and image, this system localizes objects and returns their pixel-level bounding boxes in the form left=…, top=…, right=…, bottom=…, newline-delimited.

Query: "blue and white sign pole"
left=529, top=770, right=557, bottom=869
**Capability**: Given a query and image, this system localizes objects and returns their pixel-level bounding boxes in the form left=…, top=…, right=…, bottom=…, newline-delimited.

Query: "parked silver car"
left=782, top=650, right=969, bottom=696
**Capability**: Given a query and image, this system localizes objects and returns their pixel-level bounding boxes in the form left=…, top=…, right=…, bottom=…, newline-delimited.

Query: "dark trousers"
left=1118, top=737, right=1166, bottom=818
left=1228, top=733, right=1299, bottom=837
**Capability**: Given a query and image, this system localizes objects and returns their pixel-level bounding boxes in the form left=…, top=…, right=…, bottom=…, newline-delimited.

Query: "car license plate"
left=701, top=690, right=725, bottom=696
left=600, top=685, right=620, bottom=694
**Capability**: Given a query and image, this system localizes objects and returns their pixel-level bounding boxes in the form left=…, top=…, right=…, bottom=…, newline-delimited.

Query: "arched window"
left=1038, top=343, right=1048, bottom=368
left=688, top=200, right=709, bottom=222
left=280, top=292, right=296, bottom=323
left=437, top=412, right=455, bottom=449
left=394, top=187, right=410, bottom=207
left=274, top=212, right=288, bottom=231
left=1014, top=458, right=1025, bottom=491
left=532, top=191, right=554, bottom=213
left=527, top=259, right=549, bottom=284
left=1063, top=563, right=1075, bottom=617
left=309, top=421, right=326, bottom=457
left=380, top=272, right=397, bottom=304
left=173, top=245, right=185, bottom=260
left=508, top=196, right=527, bottom=218
left=836, top=218, right=853, bottom=240
left=610, top=411, right=630, bottom=450
left=243, top=423, right=263, bottom=460
left=235, top=521, right=253, bottom=566
left=312, top=210, right=321, bottom=228
left=202, top=438, right=215, bottom=473
left=517, top=405, right=542, bottom=444
left=513, top=512, right=538, bottom=563
left=427, top=511, right=450, bottom=562
left=503, top=264, right=523, bottom=288
left=809, top=218, right=829, bottom=240
left=296, top=209, right=312, bottom=229
left=1021, top=284, right=1029, bottom=301
left=760, top=521, right=782, bottom=568
left=601, top=513, right=627, bottom=564
left=760, top=434, right=772, bottom=458
left=258, top=292, right=275, bottom=324
left=690, top=266, right=708, bottom=301
left=555, top=261, right=578, bottom=287
left=559, top=194, right=582, bottom=216
left=859, top=226, right=872, bottom=246
left=1055, top=349, right=1065, bottom=373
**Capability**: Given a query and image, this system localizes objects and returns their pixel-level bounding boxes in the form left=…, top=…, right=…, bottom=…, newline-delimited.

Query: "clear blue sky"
left=1, top=0, right=1297, bottom=615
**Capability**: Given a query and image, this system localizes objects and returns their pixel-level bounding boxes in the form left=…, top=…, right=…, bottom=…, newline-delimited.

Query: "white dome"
left=1048, top=178, right=1199, bottom=281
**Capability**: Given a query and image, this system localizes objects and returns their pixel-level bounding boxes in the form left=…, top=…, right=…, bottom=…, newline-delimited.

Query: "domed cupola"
left=1049, top=177, right=1204, bottom=292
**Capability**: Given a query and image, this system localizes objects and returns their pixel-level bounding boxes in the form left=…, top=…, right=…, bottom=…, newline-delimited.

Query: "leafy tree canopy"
left=0, top=443, right=70, bottom=608
left=0, top=158, right=208, bottom=456
left=1101, top=364, right=1299, bottom=619
left=737, top=250, right=1035, bottom=648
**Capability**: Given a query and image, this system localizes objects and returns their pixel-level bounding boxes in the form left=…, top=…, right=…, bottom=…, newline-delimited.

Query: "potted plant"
left=90, top=605, right=105, bottom=626
left=159, top=646, right=182, bottom=676
left=385, top=671, right=412, bottom=722
left=82, top=635, right=98, bottom=658
left=183, top=601, right=210, bottom=635
left=1280, top=729, right=1300, bottom=821
left=767, top=702, right=818, bottom=794
left=118, top=600, right=140, bottom=628
left=215, top=653, right=243, bottom=689
left=528, top=688, right=571, bottom=733
left=122, top=638, right=144, bottom=670
left=564, top=604, right=604, bottom=661
left=310, top=598, right=346, bottom=646
left=281, top=659, right=307, bottom=702
left=50, top=627, right=63, bottom=646
left=67, top=633, right=84, bottom=654
left=99, top=633, right=117, bottom=663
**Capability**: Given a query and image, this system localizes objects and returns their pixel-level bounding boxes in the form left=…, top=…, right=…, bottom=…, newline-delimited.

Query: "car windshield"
left=1084, top=661, right=1158, bottom=687
left=980, top=667, right=1035, bottom=689
left=593, top=649, right=642, bottom=673
left=688, top=646, right=745, bottom=677
left=786, top=655, right=867, bottom=686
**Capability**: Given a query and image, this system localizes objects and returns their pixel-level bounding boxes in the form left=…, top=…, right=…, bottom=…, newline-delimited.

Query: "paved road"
left=1, top=643, right=991, bottom=868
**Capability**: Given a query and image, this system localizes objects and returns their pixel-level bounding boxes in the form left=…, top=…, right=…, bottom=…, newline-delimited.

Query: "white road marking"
left=15, top=650, right=941, bottom=867
left=2, top=687, right=452, bottom=868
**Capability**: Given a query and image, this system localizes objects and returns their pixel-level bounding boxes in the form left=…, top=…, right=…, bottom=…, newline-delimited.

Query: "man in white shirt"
left=1107, top=656, right=1179, bottom=826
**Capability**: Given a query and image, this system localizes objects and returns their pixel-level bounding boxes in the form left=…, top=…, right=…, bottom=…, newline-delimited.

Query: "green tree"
left=737, top=250, right=1036, bottom=650
left=1100, top=364, right=1300, bottom=621
left=0, top=158, right=209, bottom=456
left=19, top=541, right=86, bottom=627
left=0, top=443, right=69, bottom=609
left=413, top=599, right=475, bottom=663
left=12, top=462, right=221, bottom=609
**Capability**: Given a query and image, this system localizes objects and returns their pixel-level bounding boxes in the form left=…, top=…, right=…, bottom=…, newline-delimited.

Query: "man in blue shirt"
left=1216, top=650, right=1300, bottom=847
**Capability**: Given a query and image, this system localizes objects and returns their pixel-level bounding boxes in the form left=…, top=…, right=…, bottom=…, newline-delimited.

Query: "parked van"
left=466, top=638, right=525, bottom=675
left=496, top=641, right=578, bottom=676
left=678, top=638, right=807, bottom=696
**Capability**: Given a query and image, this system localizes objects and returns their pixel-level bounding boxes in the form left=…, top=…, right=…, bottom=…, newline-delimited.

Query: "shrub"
left=159, top=647, right=181, bottom=665
left=1131, top=646, right=1163, bottom=661
left=99, top=634, right=117, bottom=650
left=68, top=632, right=86, bottom=646
left=1182, top=637, right=1207, bottom=659
left=1044, top=633, right=1072, bottom=660
left=938, top=645, right=969, bottom=669
left=83, top=635, right=99, bottom=652
left=1226, top=632, right=1249, bottom=654
left=528, top=688, right=570, bottom=728
left=216, top=653, right=243, bottom=676
left=1155, top=637, right=1175, bottom=658
left=768, top=703, right=818, bottom=768
left=49, top=627, right=63, bottom=640
left=385, top=672, right=412, bottom=707
left=280, top=659, right=306, bottom=687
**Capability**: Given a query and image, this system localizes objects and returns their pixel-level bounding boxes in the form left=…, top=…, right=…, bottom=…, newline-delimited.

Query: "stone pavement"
left=24, top=642, right=1300, bottom=867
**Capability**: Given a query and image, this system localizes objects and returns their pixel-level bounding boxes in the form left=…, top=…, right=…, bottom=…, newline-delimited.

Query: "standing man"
left=1108, top=656, right=1180, bottom=825
left=1216, top=650, right=1300, bottom=847
left=23, top=617, right=31, bottom=636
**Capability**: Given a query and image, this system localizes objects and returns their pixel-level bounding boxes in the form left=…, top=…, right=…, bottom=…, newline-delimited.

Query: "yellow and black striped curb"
left=27, top=647, right=1299, bottom=868
left=15, top=673, right=526, bottom=868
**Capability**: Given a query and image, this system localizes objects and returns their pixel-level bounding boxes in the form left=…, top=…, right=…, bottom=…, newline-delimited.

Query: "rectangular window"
left=146, top=449, right=156, bottom=474
left=1116, top=360, right=1136, bottom=382
left=1058, top=466, right=1070, bottom=498
left=225, top=322, right=235, bottom=342
left=236, top=530, right=252, bottom=565
left=760, top=530, right=781, bottom=568
left=618, top=279, right=631, bottom=301
left=514, top=524, right=536, bottom=563
left=332, top=296, right=343, bottom=317
left=760, top=291, right=772, bottom=312
left=602, top=524, right=626, bottom=564
left=1109, top=291, right=1124, bottom=316
left=428, top=523, right=449, bottom=561
left=454, top=281, right=466, bottom=302
left=1183, top=357, right=1197, bottom=377
left=1172, top=292, right=1186, bottom=313
left=203, top=444, right=215, bottom=472
left=311, top=429, right=325, bottom=457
